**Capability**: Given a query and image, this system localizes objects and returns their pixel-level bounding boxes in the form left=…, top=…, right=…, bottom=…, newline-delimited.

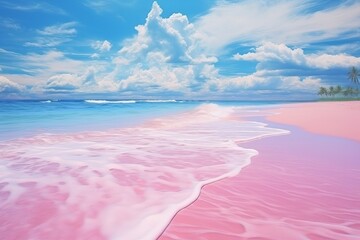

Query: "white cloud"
left=279, top=76, right=321, bottom=90
left=2, top=1, right=66, bottom=15
left=1, top=18, right=21, bottom=30
left=25, top=38, right=73, bottom=48
left=107, top=1, right=217, bottom=93
left=0, top=76, right=25, bottom=93
left=119, top=61, right=194, bottom=92
left=196, top=0, right=360, bottom=52
left=91, top=53, right=100, bottom=59
left=92, top=40, right=112, bottom=52
left=2, top=1, right=355, bottom=99
left=0, top=47, right=115, bottom=95
left=308, top=54, right=360, bottom=69
left=84, top=0, right=138, bottom=12
left=205, top=71, right=266, bottom=91
left=233, top=42, right=306, bottom=64
left=24, top=51, right=85, bottom=75
left=46, top=74, right=80, bottom=91
left=45, top=67, right=99, bottom=92
left=234, top=42, right=360, bottom=69
left=205, top=70, right=321, bottom=92
left=26, top=22, right=77, bottom=47
left=118, top=2, right=216, bottom=65
left=38, top=22, right=77, bottom=35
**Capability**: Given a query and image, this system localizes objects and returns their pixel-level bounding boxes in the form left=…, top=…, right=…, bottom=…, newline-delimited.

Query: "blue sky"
left=0, top=0, right=359, bottom=100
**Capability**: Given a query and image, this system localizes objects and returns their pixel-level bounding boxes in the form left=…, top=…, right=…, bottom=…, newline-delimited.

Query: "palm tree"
left=348, top=66, right=359, bottom=85
left=318, top=87, right=328, bottom=97
left=334, top=85, right=342, bottom=96
left=343, top=87, right=357, bottom=97
left=343, top=87, right=351, bottom=97
left=354, top=88, right=360, bottom=96
left=328, top=86, right=335, bottom=96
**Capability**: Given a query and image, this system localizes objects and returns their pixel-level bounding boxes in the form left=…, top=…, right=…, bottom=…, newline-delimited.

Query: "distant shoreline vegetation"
left=318, top=66, right=359, bottom=100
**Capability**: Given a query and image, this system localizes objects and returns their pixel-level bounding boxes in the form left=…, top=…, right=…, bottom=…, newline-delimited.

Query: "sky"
left=0, top=0, right=360, bottom=100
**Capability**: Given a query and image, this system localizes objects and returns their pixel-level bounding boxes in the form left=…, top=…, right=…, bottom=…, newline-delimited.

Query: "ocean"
left=0, top=100, right=289, bottom=239
left=0, top=99, right=295, bottom=141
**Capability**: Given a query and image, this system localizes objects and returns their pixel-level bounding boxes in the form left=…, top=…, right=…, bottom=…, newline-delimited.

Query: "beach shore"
left=268, top=101, right=360, bottom=142
left=159, top=101, right=360, bottom=240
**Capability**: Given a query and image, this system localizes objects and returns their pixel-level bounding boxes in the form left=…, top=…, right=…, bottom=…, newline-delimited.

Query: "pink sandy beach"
left=159, top=101, right=360, bottom=240
left=268, top=101, right=360, bottom=142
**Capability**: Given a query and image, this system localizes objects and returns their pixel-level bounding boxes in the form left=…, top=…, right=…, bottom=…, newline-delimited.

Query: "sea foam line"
left=84, top=99, right=181, bottom=104
left=84, top=99, right=136, bottom=104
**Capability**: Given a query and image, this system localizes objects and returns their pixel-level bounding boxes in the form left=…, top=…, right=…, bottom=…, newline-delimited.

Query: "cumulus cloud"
left=279, top=76, right=322, bottom=90
left=234, top=42, right=360, bottom=69
left=2, top=1, right=356, bottom=99
left=92, top=40, right=112, bottom=52
left=107, top=1, right=217, bottom=93
left=0, top=76, right=24, bottom=93
left=0, top=45, right=119, bottom=96
left=205, top=72, right=264, bottom=91
left=205, top=70, right=321, bottom=93
left=45, top=67, right=98, bottom=92
left=46, top=74, right=79, bottom=91
left=233, top=43, right=306, bottom=65
left=118, top=61, right=194, bottom=92
left=118, top=2, right=215, bottom=64
left=196, top=0, right=360, bottom=52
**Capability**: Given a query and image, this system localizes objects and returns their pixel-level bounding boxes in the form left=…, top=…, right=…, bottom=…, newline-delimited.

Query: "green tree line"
left=318, top=66, right=359, bottom=98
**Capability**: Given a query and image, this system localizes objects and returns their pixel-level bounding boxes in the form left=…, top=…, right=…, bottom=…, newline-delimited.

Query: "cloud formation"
left=204, top=70, right=321, bottom=94
left=25, top=22, right=77, bottom=47
left=234, top=42, right=360, bottom=69
left=1, top=1, right=66, bottom=15
left=84, top=0, right=138, bottom=12
left=0, top=76, right=24, bottom=93
left=92, top=40, right=112, bottom=52
left=196, top=0, right=360, bottom=52
left=108, top=2, right=217, bottom=94
left=38, top=22, right=77, bottom=35
left=1, top=18, right=21, bottom=30
left=45, top=67, right=97, bottom=92
left=1, top=1, right=359, bottom=99
left=24, top=51, right=85, bottom=75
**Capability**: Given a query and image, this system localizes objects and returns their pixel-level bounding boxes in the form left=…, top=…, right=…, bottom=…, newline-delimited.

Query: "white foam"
left=142, top=99, right=178, bottom=103
left=85, top=100, right=136, bottom=104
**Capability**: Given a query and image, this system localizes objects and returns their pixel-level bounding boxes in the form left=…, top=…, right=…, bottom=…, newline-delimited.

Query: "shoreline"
left=159, top=101, right=360, bottom=239
left=268, top=101, right=360, bottom=142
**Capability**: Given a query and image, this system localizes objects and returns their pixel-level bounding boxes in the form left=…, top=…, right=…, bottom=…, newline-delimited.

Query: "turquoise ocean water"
left=0, top=99, right=301, bottom=141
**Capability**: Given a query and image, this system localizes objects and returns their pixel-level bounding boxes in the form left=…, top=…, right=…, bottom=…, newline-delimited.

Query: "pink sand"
left=159, top=102, right=360, bottom=240
left=268, top=101, right=360, bottom=142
